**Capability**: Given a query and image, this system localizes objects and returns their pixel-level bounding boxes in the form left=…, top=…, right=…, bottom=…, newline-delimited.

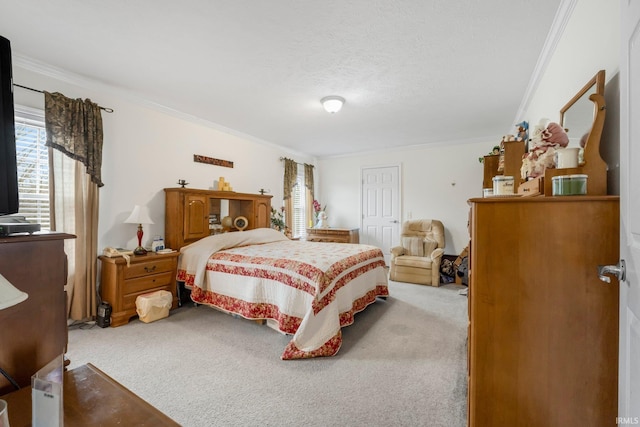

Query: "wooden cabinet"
left=467, top=196, right=619, bottom=426
left=0, top=232, right=75, bottom=395
left=305, top=228, right=359, bottom=243
left=99, top=251, right=179, bottom=327
left=482, top=141, right=525, bottom=192
left=164, top=188, right=272, bottom=250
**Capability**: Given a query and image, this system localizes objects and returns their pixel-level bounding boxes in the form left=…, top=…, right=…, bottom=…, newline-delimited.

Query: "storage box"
left=551, top=174, right=588, bottom=196
left=492, top=175, right=514, bottom=195
left=135, top=290, right=172, bottom=323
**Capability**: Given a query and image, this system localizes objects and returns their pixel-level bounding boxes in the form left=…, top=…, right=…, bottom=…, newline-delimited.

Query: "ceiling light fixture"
left=321, top=96, right=345, bottom=114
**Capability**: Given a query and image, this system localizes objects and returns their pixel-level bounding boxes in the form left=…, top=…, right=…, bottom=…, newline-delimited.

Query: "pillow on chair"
left=401, top=237, right=439, bottom=257
left=402, top=236, right=425, bottom=256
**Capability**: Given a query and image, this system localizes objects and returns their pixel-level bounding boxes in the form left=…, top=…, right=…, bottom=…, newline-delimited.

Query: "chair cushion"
left=423, top=238, right=438, bottom=255
left=394, top=255, right=433, bottom=269
left=402, top=236, right=425, bottom=257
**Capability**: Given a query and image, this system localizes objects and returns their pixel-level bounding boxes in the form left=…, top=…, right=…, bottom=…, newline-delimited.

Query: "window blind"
left=291, top=164, right=307, bottom=238
left=14, top=109, right=50, bottom=229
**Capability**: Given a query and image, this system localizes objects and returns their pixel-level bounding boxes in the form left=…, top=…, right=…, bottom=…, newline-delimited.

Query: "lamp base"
left=133, top=246, right=147, bottom=256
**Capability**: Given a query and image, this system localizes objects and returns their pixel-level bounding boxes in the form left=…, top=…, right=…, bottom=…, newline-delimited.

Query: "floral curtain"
left=45, top=91, right=103, bottom=321
left=282, top=158, right=297, bottom=231
left=304, top=163, right=315, bottom=228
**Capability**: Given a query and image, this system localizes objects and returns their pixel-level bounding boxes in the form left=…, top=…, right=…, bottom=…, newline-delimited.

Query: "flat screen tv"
left=0, top=35, right=18, bottom=216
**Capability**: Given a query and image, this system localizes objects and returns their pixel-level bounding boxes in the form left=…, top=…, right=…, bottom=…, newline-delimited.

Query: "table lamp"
left=0, top=272, right=28, bottom=310
left=124, top=205, right=154, bottom=255
left=0, top=272, right=28, bottom=390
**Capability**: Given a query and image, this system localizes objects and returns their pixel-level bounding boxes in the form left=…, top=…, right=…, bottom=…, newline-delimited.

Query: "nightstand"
left=99, top=251, right=179, bottom=327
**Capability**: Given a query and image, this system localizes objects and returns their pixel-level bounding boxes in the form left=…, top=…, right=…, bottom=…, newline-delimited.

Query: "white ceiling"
left=0, top=0, right=562, bottom=158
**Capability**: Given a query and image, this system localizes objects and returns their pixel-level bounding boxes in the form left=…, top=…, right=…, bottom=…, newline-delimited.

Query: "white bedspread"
left=177, top=228, right=389, bottom=359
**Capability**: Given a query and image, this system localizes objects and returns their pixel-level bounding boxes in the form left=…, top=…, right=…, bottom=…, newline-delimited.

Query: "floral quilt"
left=176, top=228, right=388, bottom=359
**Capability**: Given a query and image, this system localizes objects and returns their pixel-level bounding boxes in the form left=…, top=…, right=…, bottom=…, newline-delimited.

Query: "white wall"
left=523, top=0, right=619, bottom=127
left=12, top=65, right=314, bottom=251
left=317, top=0, right=620, bottom=258
left=317, top=140, right=493, bottom=256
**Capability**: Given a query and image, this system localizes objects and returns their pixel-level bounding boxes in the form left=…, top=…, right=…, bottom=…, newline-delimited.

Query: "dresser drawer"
left=307, top=235, right=350, bottom=243
left=305, top=228, right=359, bottom=243
left=124, top=258, right=176, bottom=279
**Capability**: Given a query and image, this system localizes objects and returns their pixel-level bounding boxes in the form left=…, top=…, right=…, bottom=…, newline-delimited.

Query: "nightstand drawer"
left=124, top=271, right=174, bottom=295
left=122, top=284, right=174, bottom=311
left=124, top=258, right=175, bottom=279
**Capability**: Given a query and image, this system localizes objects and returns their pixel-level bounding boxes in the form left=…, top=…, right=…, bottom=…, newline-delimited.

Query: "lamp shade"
left=124, top=205, right=154, bottom=224
left=321, top=96, right=345, bottom=113
left=0, top=273, right=28, bottom=310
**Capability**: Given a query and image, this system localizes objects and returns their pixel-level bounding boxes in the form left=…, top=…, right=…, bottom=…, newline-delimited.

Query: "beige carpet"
left=67, top=280, right=469, bottom=427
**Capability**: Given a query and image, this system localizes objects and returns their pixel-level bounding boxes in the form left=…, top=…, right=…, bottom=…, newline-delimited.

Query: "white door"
left=619, top=0, right=640, bottom=418
left=361, top=165, right=401, bottom=265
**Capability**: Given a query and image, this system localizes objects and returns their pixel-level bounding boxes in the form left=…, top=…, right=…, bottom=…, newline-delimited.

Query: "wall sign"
left=193, top=154, right=234, bottom=168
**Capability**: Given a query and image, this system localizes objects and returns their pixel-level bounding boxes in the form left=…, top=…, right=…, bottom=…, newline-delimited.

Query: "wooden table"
left=1, top=363, right=179, bottom=426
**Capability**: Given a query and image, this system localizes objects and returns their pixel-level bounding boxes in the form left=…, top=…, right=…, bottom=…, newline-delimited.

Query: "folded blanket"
left=178, top=228, right=289, bottom=287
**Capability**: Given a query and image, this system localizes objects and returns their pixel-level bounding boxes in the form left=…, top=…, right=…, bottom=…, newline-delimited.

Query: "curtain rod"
left=279, top=157, right=313, bottom=167
left=13, top=83, right=114, bottom=113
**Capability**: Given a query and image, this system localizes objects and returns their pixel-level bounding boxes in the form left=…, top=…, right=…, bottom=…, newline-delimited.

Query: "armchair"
left=389, top=219, right=445, bottom=286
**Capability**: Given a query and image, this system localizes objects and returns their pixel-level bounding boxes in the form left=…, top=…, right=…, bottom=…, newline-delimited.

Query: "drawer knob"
left=144, top=265, right=157, bottom=273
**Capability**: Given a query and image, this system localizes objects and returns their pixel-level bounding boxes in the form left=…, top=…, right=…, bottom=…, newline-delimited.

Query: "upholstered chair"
left=389, top=219, right=445, bottom=286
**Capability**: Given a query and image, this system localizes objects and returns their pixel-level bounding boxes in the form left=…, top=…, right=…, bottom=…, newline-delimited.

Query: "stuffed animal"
left=521, top=118, right=569, bottom=179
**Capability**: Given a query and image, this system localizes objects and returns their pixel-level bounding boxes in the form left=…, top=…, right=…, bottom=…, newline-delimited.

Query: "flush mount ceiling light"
left=321, top=95, right=345, bottom=113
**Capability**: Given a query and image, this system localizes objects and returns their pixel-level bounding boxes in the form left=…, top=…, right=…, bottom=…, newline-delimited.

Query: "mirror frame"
left=559, top=70, right=606, bottom=157
left=544, top=70, right=608, bottom=195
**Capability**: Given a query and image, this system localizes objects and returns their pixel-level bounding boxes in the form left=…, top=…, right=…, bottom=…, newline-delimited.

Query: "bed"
left=176, top=228, right=389, bottom=359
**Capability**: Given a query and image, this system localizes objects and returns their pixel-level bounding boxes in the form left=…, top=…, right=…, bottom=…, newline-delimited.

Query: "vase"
left=315, top=211, right=329, bottom=228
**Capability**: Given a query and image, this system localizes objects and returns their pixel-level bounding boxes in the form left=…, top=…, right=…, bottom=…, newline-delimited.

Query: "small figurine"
left=516, top=121, right=529, bottom=142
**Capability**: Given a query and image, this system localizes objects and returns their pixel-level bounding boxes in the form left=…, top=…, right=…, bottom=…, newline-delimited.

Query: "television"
left=0, top=35, right=18, bottom=216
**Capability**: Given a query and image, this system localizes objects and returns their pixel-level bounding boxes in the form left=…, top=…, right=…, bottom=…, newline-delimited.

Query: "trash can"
left=135, top=290, right=172, bottom=323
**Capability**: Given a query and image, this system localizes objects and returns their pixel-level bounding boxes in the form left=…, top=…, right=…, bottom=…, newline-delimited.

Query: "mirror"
left=543, top=70, right=608, bottom=195
left=559, top=70, right=606, bottom=158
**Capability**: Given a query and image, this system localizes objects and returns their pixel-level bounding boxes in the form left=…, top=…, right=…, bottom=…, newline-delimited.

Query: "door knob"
left=390, top=220, right=399, bottom=223
left=598, top=259, right=626, bottom=283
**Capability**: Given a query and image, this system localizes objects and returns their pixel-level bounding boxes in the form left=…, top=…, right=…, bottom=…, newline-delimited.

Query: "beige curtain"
left=45, top=91, right=103, bottom=321
left=283, top=158, right=297, bottom=232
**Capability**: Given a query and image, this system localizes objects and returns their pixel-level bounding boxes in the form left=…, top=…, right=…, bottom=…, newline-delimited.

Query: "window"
left=14, top=106, right=50, bottom=229
left=291, top=164, right=307, bottom=239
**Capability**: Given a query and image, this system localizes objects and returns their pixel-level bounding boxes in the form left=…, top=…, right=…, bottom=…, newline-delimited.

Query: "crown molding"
left=319, top=134, right=500, bottom=160
left=512, top=0, right=577, bottom=125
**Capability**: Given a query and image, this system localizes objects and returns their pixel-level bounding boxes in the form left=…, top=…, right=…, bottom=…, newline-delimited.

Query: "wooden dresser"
left=305, top=228, right=359, bottom=243
left=0, top=232, right=75, bottom=395
left=164, top=188, right=272, bottom=250
left=467, top=196, right=619, bottom=426
left=99, top=251, right=179, bottom=327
